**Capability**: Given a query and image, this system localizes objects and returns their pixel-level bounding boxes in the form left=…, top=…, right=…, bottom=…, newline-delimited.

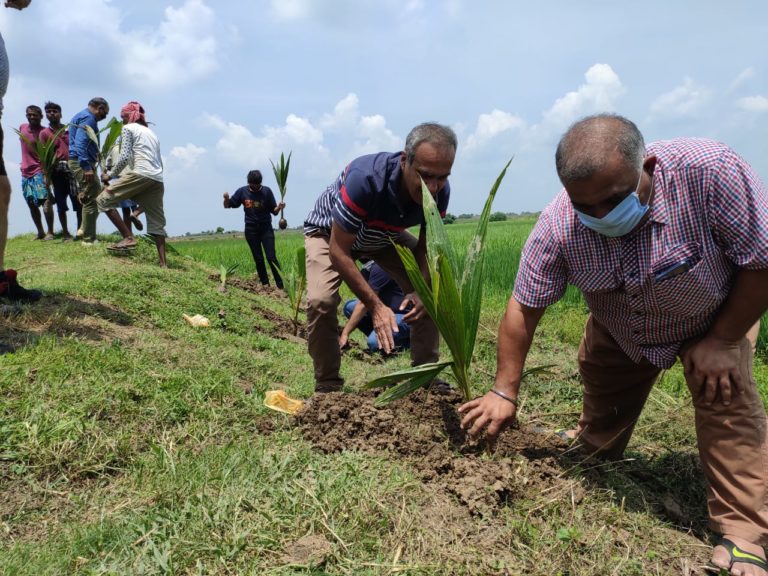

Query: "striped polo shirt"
left=304, top=152, right=450, bottom=253
left=514, top=138, right=768, bottom=368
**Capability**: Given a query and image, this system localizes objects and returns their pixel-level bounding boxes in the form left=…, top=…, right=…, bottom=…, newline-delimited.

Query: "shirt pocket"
left=651, top=243, right=720, bottom=316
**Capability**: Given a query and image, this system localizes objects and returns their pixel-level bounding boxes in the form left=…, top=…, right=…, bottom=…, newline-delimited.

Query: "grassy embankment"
left=1, top=220, right=766, bottom=575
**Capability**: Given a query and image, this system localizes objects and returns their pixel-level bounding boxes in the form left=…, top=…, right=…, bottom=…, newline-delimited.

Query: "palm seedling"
left=269, top=151, right=292, bottom=230
left=283, top=246, right=306, bottom=335
left=218, top=263, right=239, bottom=293
left=83, top=117, right=123, bottom=174
left=14, top=125, right=67, bottom=189
left=364, top=160, right=515, bottom=405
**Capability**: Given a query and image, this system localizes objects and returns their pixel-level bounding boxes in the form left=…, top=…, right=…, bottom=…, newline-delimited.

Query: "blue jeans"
left=343, top=299, right=411, bottom=351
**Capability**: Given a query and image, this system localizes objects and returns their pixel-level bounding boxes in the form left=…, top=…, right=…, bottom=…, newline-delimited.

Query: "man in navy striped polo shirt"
left=304, top=122, right=456, bottom=394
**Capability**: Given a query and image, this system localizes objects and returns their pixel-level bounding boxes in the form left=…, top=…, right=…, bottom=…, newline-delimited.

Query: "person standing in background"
left=41, top=101, right=80, bottom=240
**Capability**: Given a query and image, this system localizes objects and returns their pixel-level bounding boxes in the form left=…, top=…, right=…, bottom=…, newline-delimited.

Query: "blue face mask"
left=575, top=173, right=649, bottom=237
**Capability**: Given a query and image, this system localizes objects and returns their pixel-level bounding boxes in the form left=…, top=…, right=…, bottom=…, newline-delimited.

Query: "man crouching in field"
left=303, top=122, right=456, bottom=393
left=459, top=114, right=768, bottom=576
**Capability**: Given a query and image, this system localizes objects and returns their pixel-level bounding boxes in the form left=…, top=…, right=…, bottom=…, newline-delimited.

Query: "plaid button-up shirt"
left=514, top=138, right=768, bottom=368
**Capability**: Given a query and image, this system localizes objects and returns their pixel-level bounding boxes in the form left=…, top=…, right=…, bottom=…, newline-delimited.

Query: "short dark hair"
left=25, top=105, right=42, bottom=115
left=247, top=170, right=262, bottom=185
left=44, top=101, right=61, bottom=112
left=88, top=97, right=109, bottom=110
left=404, top=122, right=457, bottom=164
left=555, top=113, right=645, bottom=185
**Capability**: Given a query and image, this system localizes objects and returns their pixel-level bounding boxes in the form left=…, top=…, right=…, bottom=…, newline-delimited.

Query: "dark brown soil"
left=297, top=389, right=567, bottom=517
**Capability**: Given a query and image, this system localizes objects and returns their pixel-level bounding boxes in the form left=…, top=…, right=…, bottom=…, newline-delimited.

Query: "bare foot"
left=710, top=535, right=767, bottom=576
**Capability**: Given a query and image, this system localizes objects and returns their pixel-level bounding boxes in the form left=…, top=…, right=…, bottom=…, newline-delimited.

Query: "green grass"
left=1, top=225, right=766, bottom=575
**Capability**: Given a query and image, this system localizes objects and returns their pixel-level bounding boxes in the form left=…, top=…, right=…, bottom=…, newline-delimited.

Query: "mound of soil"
left=297, top=389, right=568, bottom=517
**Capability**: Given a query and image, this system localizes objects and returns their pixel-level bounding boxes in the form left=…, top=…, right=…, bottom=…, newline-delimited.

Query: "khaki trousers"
left=304, top=232, right=440, bottom=390
left=577, top=316, right=768, bottom=544
left=68, top=160, right=101, bottom=241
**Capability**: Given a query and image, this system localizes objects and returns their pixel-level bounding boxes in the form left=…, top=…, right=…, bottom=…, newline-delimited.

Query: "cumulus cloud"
left=33, top=0, right=220, bottom=90
left=319, top=93, right=402, bottom=154
left=541, top=64, right=625, bottom=129
left=648, top=77, right=711, bottom=120
left=119, top=0, right=219, bottom=89
left=464, top=109, right=525, bottom=151
left=204, top=112, right=326, bottom=168
left=170, top=144, right=206, bottom=168
left=737, top=95, right=768, bottom=112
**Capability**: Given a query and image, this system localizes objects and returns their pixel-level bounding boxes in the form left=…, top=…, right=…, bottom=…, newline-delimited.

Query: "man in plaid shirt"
left=460, top=114, right=768, bottom=575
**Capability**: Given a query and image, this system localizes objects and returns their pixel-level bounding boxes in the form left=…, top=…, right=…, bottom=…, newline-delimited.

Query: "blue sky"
left=2, top=0, right=767, bottom=237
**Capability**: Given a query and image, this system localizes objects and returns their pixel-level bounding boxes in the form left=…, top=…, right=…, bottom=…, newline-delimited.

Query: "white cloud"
left=170, top=143, right=206, bottom=168
left=648, top=77, right=711, bottom=120
left=29, top=0, right=220, bottom=90
left=270, top=0, right=310, bottom=20
left=204, top=112, right=326, bottom=168
left=737, top=95, right=768, bottom=112
left=464, top=109, right=525, bottom=151
left=119, top=0, right=219, bottom=89
left=350, top=114, right=401, bottom=156
left=728, top=67, right=755, bottom=94
left=541, top=64, right=625, bottom=129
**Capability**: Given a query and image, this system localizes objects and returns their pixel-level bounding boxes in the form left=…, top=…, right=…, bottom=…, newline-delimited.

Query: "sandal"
left=129, top=214, right=143, bottom=231
left=705, top=538, right=768, bottom=574
left=107, top=240, right=137, bottom=251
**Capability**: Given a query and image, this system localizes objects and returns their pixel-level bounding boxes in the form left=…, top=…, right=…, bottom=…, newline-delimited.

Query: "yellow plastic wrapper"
left=182, top=313, right=210, bottom=327
left=264, top=390, right=305, bottom=415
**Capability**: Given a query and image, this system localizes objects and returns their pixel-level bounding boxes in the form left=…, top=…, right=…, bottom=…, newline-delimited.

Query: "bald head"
left=555, top=114, right=646, bottom=185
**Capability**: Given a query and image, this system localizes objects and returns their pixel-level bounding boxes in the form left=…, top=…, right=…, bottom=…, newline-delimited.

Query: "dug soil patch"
left=298, top=389, right=568, bottom=517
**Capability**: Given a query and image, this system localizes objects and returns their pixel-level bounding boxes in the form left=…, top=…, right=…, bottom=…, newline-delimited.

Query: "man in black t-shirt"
left=223, top=169, right=285, bottom=288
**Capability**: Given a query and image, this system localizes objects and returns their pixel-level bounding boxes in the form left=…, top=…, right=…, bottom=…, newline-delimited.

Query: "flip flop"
left=130, top=215, right=143, bottom=231
left=704, top=538, right=768, bottom=574
left=107, top=243, right=137, bottom=252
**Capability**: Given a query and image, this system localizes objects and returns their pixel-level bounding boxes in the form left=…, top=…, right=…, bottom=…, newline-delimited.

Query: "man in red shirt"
left=41, top=101, right=79, bottom=240
left=18, top=105, right=54, bottom=240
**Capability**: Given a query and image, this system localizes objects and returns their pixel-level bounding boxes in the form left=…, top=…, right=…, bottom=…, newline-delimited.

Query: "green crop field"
left=1, top=222, right=766, bottom=575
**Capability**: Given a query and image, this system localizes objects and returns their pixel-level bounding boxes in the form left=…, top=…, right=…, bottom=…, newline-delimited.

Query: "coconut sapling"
left=218, top=263, right=239, bottom=293
left=365, top=160, right=514, bottom=405
left=283, top=247, right=306, bottom=336
left=83, top=117, right=123, bottom=175
left=269, top=151, right=291, bottom=230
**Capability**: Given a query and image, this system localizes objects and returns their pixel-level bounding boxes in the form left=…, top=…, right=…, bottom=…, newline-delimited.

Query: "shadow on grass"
left=561, top=448, right=711, bottom=540
left=0, top=292, right=136, bottom=353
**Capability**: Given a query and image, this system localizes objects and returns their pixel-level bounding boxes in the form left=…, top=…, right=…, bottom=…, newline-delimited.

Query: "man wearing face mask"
left=459, top=114, right=768, bottom=576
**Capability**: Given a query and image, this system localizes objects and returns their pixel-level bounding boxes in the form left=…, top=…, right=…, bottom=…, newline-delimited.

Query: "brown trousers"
left=304, top=232, right=440, bottom=390
left=577, top=316, right=767, bottom=544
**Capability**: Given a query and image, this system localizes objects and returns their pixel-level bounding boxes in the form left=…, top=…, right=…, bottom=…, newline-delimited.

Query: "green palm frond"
left=366, top=159, right=513, bottom=403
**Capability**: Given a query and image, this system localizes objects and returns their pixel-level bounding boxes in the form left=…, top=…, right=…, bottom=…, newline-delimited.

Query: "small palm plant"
left=14, top=125, right=67, bottom=188
left=218, top=263, right=239, bottom=293
left=283, top=246, right=306, bottom=336
left=269, top=151, right=292, bottom=230
left=83, top=117, right=123, bottom=174
left=364, top=160, right=513, bottom=405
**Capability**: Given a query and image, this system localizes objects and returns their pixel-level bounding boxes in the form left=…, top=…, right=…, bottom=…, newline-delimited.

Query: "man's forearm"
left=708, top=267, right=768, bottom=341
left=328, top=240, right=380, bottom=310
left=494, top=297, right=546, bottom=397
